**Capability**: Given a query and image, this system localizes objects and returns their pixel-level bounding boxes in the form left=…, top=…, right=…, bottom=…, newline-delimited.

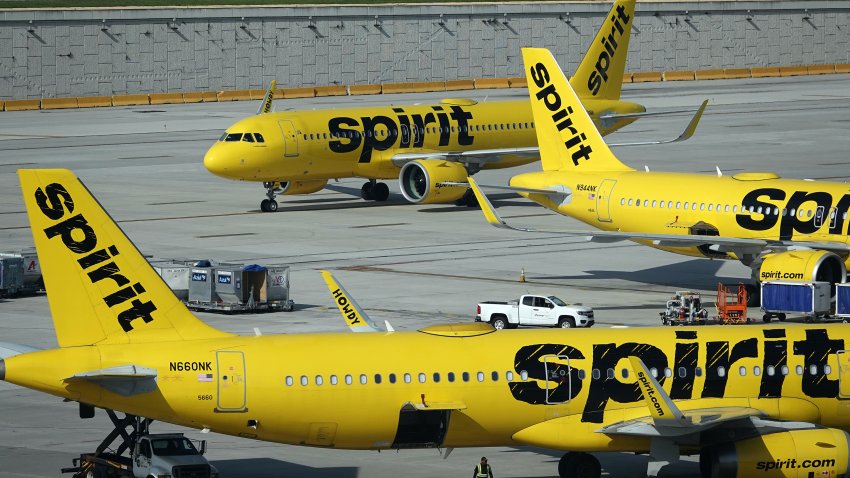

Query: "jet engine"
left=398, top=160, right=468, bottom=204
left=279, top=180, right=328, bottom=196
left=700, top=428, right=850, bottom=478
left=758, top=250, right=846, bottom=284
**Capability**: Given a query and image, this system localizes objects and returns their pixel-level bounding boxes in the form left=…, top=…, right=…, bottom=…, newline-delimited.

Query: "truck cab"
left=132, top=434, right=215, bottom=478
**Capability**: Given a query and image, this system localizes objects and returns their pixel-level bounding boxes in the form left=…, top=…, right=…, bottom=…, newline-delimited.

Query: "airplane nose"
left=203, top=143, right=233, bottom=179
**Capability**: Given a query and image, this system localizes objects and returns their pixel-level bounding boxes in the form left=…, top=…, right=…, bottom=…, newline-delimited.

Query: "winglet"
left=629, top=356, right=686, bottom=423
left=257, top=80, right=277, bottom=115
left=321, top=270, right=382, bottom=332
left=467, top=177, right=509, bottom=229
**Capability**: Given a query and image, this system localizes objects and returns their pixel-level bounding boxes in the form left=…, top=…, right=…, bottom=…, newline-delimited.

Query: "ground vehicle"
left=64, top=431, right=217, bottom=478
left=476, top=294, right=594, bottom=329
left=761, top=280, right=832, bottom=322
left=659, top=291, right=709, bottom=325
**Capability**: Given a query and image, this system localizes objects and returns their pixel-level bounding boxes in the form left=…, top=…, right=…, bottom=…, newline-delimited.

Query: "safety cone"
left=519, top=268, right=526, bottom=283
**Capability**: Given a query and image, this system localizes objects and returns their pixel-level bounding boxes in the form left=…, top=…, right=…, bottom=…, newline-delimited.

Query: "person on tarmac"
left=474, top=456, right=493, bottom=478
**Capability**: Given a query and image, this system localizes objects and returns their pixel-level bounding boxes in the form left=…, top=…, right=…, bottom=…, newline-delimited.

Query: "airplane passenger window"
left=330, top=375, right=338, bottom=385
left=717, top=366, right=725, bottom=378
left=825, top=365, right=833, bottom=375
left=844, top=212, right=848, bottom=220
left=774, top=207, right=780, bottom=216
left=707, top=204, right=713, bottom=211
left=531, top=122, right=535, bottom=127
left=374, top=374, right=382, bottom=384
left=592, top=369, right=600, bottom=380
left=315, top=375, right=323, bottom=385
left=659, top=201, right=664, bottom=209
left=676, top=202, right=681, bottom=209
left=724, top=205, right=729, bottom=212
left=664, top=368, right=673, bottom=378
left=302, top=134, right=308, bottom=140
left=628, top=199, right=633, bottom=206
left=255, top=133, right=265, bottom=142
left=678, top=367, right=686, bottom=378
left=649, top=367, right=658, bottom=378
left=766, top=366, right=775, bottom=376
left=577, top=370, right=585, bottom=380
left=789, top=208, right=795, bottom=217
left=757, top=206, right=762, bottom=214
left=606, top=369, right=615, bottom=379
left=345, top=374, right=353, bottom=385
left=692, top=202, right=697, bottom=210
left=520, top=370, right=528, bottom=381
left=682, top=203, right=688, bottom=210
left=419, top=373, right=427, bottom=383
left=389, top=373, right=397, bottom=384
left=807, top=210, right=813, bottom=218
left=753, top=366, right=761, bottom=376
left=644, top=200, right=649, bottom=207
left=621, top=369, right=629, bottom=379
left=225, top=133, right=243, bottom=142
left=652, top=200, right=657, bottom=208
left=716, top=204, right=721, bottom=211
left=695, top=367, right=703, bottom=377
left=360, top=374, right=368, bottom=384
left=447, top=372, right=455, bottom=382
left=700, top=203, right=705, bottom=211
left=505, top=371, right=514, bottom=381
left=781, top=365, right=789, bottom=375
left=796, top=365, right=803, bottom=376
left=809, top=365, right=818, bottom=376
left=733, top=205, right=738, bottom=213
left=620, top=198, right=625, bottom=205
left=301, top=375, right=308, bottom=386
left=636, top=198, right=641, bottom=207
left=738, top=366, right=746, bottom=376
left=285, top=376, right=293, bottom=386
left=320, top=133, right=326, bottom=140
left=477, top=372, right=485, bottom=382
left=667, top=201, right=673, bottom=209
left=491, top=371, right=499, bottom=381
left=462, top=372, right=470, bottom=382
left=404, top=373, right=412, bottom=384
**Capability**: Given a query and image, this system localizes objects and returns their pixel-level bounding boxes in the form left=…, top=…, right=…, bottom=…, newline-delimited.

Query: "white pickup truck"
left=476, top=294, right=594, bottom=329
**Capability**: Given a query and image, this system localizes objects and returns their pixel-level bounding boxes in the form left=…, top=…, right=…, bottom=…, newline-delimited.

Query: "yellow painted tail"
left=18, top=169, right=232, bottom=347
left=569, top=0, right=635, bottom=101
left=523, top=48, right=633, bottom=172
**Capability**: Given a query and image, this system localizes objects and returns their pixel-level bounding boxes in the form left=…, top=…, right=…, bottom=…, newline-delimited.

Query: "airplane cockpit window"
left=224, top=133, right=243, bottom=142
left=242, top=134, right=255, bottom=143
left=254, top=133, right=265, bottom=143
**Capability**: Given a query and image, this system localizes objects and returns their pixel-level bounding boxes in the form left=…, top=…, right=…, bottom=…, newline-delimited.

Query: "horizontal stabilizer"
left=0, top=342, right=41, bottom=360
left=65, top=364, right=157, bottom=396
left=607, top=100, right=708, bottom=147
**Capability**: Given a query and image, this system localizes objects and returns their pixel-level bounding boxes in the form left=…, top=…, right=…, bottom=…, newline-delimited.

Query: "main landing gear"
left=558, top=452, right=601, bottom=478
left=360, top=180, right=390, bottom=202
left=455, top=188, right=479, bottom=207
left=260, top=181, right=279, bottom=212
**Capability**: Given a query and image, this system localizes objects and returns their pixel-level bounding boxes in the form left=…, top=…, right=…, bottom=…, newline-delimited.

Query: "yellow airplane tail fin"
left=18, top=169, right=232, bottom=347
left=569, top=0, right=635, bottom=101
left=523, top=48, right=633, bottom=173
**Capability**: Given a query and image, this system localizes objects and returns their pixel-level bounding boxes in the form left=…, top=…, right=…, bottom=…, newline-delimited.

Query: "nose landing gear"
left=260, top=182, right=279, bottom=212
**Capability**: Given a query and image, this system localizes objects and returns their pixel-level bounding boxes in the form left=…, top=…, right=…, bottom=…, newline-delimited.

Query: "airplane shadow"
left=540, top=259, right=747, bottom=291
left=210, top=458, right=357, bottom=478
left=512, top=447, right=699, bottom=478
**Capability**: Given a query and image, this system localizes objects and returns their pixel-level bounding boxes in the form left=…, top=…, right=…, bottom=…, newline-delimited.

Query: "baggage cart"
left=760, top=281, right=832, bottom=322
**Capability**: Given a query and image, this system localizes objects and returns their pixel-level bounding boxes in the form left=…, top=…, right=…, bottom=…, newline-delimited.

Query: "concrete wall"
left=1, top=1, right=849, bottom=99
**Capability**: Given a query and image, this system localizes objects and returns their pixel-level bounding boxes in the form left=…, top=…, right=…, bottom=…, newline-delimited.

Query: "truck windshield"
left=547, top=296, right=567, bottom=306
left=151, top=437, right=199, bottom=456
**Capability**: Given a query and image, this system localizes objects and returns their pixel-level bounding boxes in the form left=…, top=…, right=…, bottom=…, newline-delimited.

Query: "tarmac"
left=1, top=73, right=850, bottom=477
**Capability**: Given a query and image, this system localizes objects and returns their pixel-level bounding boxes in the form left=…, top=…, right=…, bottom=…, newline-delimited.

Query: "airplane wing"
left=321, top=270, right=390, bottom=333
left=466, top=177, right=850, bottom=255
left=64, top=364, right=158, bottom=397
left=389, top=101, right=708, bottom=167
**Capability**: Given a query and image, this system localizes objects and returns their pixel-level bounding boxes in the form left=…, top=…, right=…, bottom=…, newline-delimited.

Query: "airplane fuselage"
left=203, top=99, right=643, bottom=183
left=5, top=324, right=850, bottom=453
left=512, top=170, right=850, bottom=266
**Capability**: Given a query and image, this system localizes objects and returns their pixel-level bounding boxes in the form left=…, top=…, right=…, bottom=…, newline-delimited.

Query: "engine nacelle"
left=398, top=160, right=468, bottom=204
left=759, top=250, right=846, bottom=284
left=701, top=428, right=850, bottom=478
left=279, top=180, right=328, bottom=196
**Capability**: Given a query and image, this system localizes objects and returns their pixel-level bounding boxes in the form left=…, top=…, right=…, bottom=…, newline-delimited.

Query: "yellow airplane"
left=203, top=0, right=703, bottom=213
left=468, top=47, right=850, bottom=300
left=6, top=168, right=850, bottom=478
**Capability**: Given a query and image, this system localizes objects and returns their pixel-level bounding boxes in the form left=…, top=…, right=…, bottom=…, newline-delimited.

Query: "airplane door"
left=216, top=351, right=247, bottom=412
left=838, top=351, right=850, bottom=399
left=278, top=120, right=299, bottom=157
left=400, top=124, right=410, bottom=146
left=596, top=179, right=617, bottom=222
left=814, top=206, right=826, bottom=229
left=543, top=355, right=572, bottom=404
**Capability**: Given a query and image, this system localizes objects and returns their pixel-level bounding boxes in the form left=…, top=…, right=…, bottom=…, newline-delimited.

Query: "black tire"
left=491, top=316, right=508, bottom=330
left=763, top=314, right=772, bottom=323
left=558, top=316, right=575, bottom=328
left=745, top=284, right=760, bottom=307
left=260, top=199, right=270, bottom=212
left=778, top=313, right=786, bottom=322
left=373, top=182, right=390, bottom=201
left=558, top=453, right=578, bottom=478
left=573, top=453, right=601, bottom=478
left=464, top=188, right=479, bottom=208
left=267, top=199, right=278, bottom=212
left=361, top=182, right=374, bottom=200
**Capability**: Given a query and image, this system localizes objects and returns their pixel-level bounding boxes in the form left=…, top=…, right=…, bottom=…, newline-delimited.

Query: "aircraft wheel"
left=559, top=452, right=601, bottom=478
left=260, top=199, right=270, bottom=212
left=361, top=182, right=374, bottom=200
left=266, top=200, right=278, bottom=212
left=558, top=453, right=578, bottom=478
left=373, top=182, right=390, bottom=201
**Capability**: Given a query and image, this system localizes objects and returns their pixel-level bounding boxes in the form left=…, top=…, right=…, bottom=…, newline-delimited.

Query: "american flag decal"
left=588, top=193, right=596, bottom=200
left=198, top=373, right=213, bottom=382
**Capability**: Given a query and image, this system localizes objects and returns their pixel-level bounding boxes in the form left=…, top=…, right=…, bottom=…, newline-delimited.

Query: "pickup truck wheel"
left=558, top=317, right=575, bottom=328
left=491, top=317, right=508, bottom=330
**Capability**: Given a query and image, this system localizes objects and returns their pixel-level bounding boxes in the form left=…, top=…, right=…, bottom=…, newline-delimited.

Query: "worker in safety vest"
left=473, top=456, right=493, bottom=478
